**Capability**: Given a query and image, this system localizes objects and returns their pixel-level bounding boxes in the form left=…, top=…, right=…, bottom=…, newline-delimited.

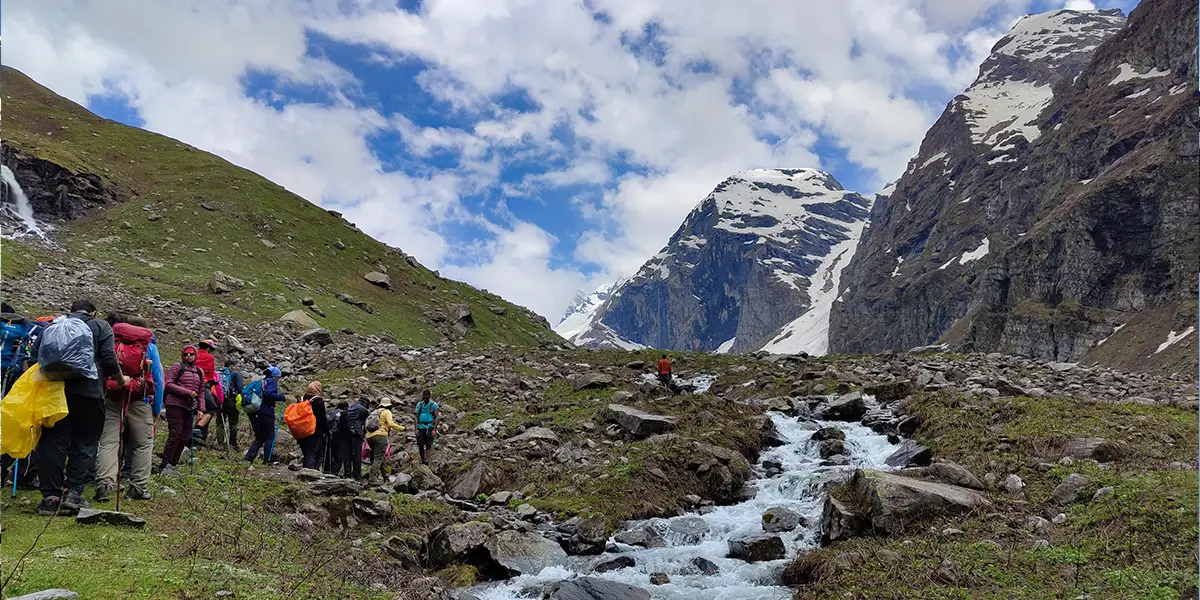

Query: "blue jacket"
left=261, top=377, right=285, bottom=413
left=146, top=340, right=165, bottom=415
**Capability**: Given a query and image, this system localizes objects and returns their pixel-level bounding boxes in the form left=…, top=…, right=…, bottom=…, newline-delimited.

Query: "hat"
left=306, top=381, right=323, bottom=397
left=379, top=397, right=393, bottom=408
left=267, top=366, right=282, bottom=378
left=198, top=339, right=216, bottom=350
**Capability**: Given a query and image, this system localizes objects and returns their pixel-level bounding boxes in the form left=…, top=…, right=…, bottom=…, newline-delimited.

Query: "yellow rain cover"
left=1, top=364, right=69, bottom=459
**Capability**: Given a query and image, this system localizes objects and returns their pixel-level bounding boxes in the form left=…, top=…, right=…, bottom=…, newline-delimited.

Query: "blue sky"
left=4, top=0, right=1140, bottom=319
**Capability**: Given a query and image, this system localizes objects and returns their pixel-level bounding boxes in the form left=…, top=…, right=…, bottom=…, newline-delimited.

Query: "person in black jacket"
left=37, top=300, right=127, bottom=516
left=297, top=381, right=327, bottom=469
left=324, top=401, right=345, bottom=474
left=215, top=358, right=245, bottom=452
left=342, top=398, right=368, bottom=479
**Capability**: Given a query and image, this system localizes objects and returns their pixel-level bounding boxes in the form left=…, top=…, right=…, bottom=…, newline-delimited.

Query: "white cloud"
left=2, top=0, right=1028, bottom=322
left=1064, top=0, right=1098, bottom=9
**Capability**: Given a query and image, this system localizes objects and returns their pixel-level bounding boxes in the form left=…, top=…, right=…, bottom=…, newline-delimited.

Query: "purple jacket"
left=164, top=362, right=205, bottom=410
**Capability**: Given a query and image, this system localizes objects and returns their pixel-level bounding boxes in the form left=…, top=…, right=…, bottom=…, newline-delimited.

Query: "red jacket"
left=164, top=362, right=205, bottom=410
left=195, top=349, right=224, bottom=403
left=657, top=358, right=672, bottom=375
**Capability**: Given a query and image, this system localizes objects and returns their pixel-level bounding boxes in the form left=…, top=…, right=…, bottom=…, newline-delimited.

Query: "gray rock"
left=447, top=461, right=487, bottom=500
left=1051, top=473, right=1091, bottom=505
left=820, top=495, right=871, bottom=544
left=668, top=516, right=709, bottom=543
left=863, top=380, right=916, bottom=403
left=411, top=465, right=444, bottom=491
left=279, top=309, right=320, bottom=330
left=566, top=515, right=608, bottom=555
left=649, top=572, right=670, bottom=585
left=903, top=460, right=983, bottom=490
left=594, top=556, right=636, bottom=573
left=762, top=507, right=804, bottom=533
left=6, top=590, right=80, bottom=600
left=515, top=503, right=538, bottom=520
left=603, top=404, right=678, bottom=438
left=383, top=534, right=423, bottom=568
left=727, top=533, right=785, bottom=562
left=488, top=491, right=513, bottom=505
left=818, top=439, right=846, bottom=459
left=572, top=373, right=614, bottom=391
left=548, top=577, right=650, bottom=600
left=1091, top=486, right=1115, bottom=502
left=884, top=440, right=932, bottom=468
left=508, top=427, right=560, bottom=445
left=811, top=426, right=846, bottom=442
left=429, top=521, right=495, bottom=567
left=840, top=470, right=991, bottom=536
left=306, top=478, right=363, bottom=496
left=351, top=497, right=393, bottom=520
left=690, top=556, right=720, bottom=575
left=483, top=530, right=569, bottom=576
left=363, top=271, right=391, bottom=288
left=298, top=328, right=333, bottom=346
left=75, top=508, right=146, bottom=528
left=1061, top=438, right=1125, bottom=462
left=1003, top=474, right=1025, bottom=494
left=817, top=392, right=866, bottom=421
left=209, top=271, right=246, bottom=294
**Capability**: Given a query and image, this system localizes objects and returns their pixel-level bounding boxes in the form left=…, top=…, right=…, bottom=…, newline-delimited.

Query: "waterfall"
left=1, top=164, right=45, bottom=237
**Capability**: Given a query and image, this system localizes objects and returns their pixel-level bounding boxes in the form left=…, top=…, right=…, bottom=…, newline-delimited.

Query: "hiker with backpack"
left=192, top=339, right=222, bottom=443
left=215, top=358, right=245, bottom=452
left=324, top=400, right=346, bottom=475
left=160, top=345, right=206, bottom=474
left=35, top=300, right=127, bottom=516
left=94, top=312, right=162, bottom=502
left=245, top=366, right=285, bottom=464
left=342, top=397, right=369, bottom=479
left=1, top=301, right=35, bottom=396
left=118, top=315, right=164, bottom=484
left=414, top=390, right=440, bottom=465
left=365, top=397, right=403, bottom=481
left=288, top=381, right=327, bottom=469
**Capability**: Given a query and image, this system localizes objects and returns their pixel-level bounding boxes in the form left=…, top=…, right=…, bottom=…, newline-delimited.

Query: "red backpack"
left=105, top=322, right=154, bottom=403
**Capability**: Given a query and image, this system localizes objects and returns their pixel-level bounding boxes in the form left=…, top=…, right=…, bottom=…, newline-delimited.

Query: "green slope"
left=0, top=66, right=554, bottom=347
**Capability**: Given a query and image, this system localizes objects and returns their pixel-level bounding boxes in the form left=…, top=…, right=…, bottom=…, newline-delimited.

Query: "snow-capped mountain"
left=554, top=278, right=626, bottom=341
left=831, top=1, right=1198, bottom=371
left=561, top=168, right=871, bottom=353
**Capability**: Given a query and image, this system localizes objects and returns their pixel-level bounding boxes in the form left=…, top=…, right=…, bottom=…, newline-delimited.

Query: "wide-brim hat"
left=379, top=398, right=393, bottom=408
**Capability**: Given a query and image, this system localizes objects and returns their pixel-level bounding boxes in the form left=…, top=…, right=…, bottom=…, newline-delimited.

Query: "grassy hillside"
left=0, top=66, right=553, bottom=348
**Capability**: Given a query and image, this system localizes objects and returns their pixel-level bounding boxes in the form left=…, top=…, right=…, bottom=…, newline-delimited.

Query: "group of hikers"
left=0, top=299, right=442, bottom=517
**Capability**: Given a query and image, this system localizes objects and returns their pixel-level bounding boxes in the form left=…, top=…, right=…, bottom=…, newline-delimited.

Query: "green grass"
left=0, top=66, right=555, bottom=350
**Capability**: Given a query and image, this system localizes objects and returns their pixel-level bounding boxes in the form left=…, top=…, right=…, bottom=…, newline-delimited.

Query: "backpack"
left=326, top=407, right=343, bottom=436
left=0, top=315, right=33, bottom=372
left=416, top=400, right=437, bottom=429
left=37, top=316, right=98, bottom=381
left=284, top=401, right=316, bottom=440
left=105, top=322, right=153, bottom=402
left=365, top=408, right=382, bottom=433
left=220, top=368, right=234, bottom=400
left=240, top=378, right=264, bottom=414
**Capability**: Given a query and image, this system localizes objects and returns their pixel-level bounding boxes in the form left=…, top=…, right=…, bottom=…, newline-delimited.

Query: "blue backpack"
left=0, top=315, right=33, bottom=372
left=240, top=379, right=263, bottom=414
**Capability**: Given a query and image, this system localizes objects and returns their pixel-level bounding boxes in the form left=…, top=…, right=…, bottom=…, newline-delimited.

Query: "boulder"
left=818, top=439, right=846, bottom=459
left=306, top=478, right=363, bottom=496
left=594, top=556, right=636, bottom=573
left=75, top=509, right=145, bottom=528
left=280, top=309, right=320, bottom=330
left=351, top=497, right=393, bottom=520
left=209, top=271, right=245, bottom=294
left=604, top=404, right=678, bottom=438
left=817, top=392, right=866, bottom=421
left=429, top=521, right=495, bottom=567
left=1061, top=438, right=1125, bottom=462
left=820, top=495, right=870, bottom=544
left=335, top=292, right=374, bottom=313
left=363, top=271, right=391, bottom=289
left=668, top=516, right=709, bottom=543
left=863, top=380, right=915, bottom=403
left=566, top=515, right=608, bottom=555
left=411, top=465, right=444, bottom=491
left=811, top=427, right=846, bottom=442
left=383, top=534, right=423, bottom=568
left=298, top=328, right=334, bottom=346
left=902, top=461, right=983, bottom=490
left=613, top=528, right=664, bottom=548
left=1051, top=473, right=1092, bottom=505
left=649, top=573, right=670, bottom=585
left=690, top=556, right=720, bottom=575
left=7, top=591, right=80, bottom=600
left=448, top=461, right=487, bottom=500
left=727, top=533, right=785, bottom=562
left=884, top=440, right=932, bottom=468
left=508, top=427, right=560, bottom=445
left=450, top=304, right=475, bottom=330
left=483, top=530, right=569, bottom=577
left=548, top=578, right=650, bottom=600
left=762, top=507, right=804, bottom=533
left=572, top=373, right=614, bottom=391
left=850, top=470, right=991, bottom=534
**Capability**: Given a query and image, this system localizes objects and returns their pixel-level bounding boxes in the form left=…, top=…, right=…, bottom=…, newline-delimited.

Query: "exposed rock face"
left=1, top=144, right=120, bottom=221
left=831, top=3, right=1199, bottom=373
left=560, top=169, right=871, bottom=354
left=482, top=530, right=569, bottom=577
left=429, top=521, right=495, bottom=567
left=830, top=470, right=992, bottom=538
left=209, top=271, right=245, bottom=294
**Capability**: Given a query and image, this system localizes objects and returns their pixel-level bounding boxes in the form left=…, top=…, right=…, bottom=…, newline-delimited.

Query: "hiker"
left=118, top=316, right=164, bottom=484
left=160, top=345, right=205, bottom=473
left=324, top=400, right=346, bottom=475
left=94, top=313, right=162, bottom=501
left=192, top=339, right=222, bottom=443
left=244, top=366, right=285, bottom=464
left=341, top=397, right=368, bottom=479
left=657, top=353, right=673, bottom=386
left=214, top=358, right=245, bottom=452
left=365, top=397, right=402, bottom=481
left=1, top=301, right=35, bottom=396
left=36, top=300, right=127, bottom=516
left=294, top=381, right=327, bottom=469
left=414, top=390, right=440, bottom=465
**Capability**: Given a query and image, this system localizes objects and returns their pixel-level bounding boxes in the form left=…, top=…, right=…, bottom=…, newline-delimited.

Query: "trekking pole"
left=11, top=459, right=18, bottom=498
left=265, top=401, right=285, bottom=463
left=189, top=405, right=196, bottom=474
left=115, top=395, right=131, bottom=511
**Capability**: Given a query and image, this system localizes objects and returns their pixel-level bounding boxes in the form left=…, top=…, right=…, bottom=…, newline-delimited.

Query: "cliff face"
left=830, top=2, right=1198, bottom=372
left=562, top=169, right=870, bottom=353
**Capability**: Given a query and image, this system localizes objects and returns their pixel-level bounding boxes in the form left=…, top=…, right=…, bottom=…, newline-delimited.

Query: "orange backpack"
left=284, top=401, right=316, bottom=440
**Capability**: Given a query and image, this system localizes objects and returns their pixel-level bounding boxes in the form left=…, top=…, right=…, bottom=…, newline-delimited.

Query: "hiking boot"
left=93, top=484, right=113, bottom=503
left=127, top=487, right=152, bottom=501
left=62, top=491, right=89, bottom=512
left=159, top=464, right=177, bottom=476
left=37, top=496, right=62, bottom=516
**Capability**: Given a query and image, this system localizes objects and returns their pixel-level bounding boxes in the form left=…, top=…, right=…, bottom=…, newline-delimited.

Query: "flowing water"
left=473, top=408, right=898, bottom=599
left=1, top=164, right=47, bottom=237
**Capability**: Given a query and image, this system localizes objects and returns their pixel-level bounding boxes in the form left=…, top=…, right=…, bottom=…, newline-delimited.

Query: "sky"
left=2, top=0, right=1139, bottom=322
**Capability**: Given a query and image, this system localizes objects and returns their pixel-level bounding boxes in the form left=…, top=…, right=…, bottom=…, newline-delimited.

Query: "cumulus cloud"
left=2, top=0, right=1034, bottom=322
left=1064, top=0, right=1099, bottom=9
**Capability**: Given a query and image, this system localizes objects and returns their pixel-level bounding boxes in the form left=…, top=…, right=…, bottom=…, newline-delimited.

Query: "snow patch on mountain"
left=554, top=278, right=626, bottom=340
